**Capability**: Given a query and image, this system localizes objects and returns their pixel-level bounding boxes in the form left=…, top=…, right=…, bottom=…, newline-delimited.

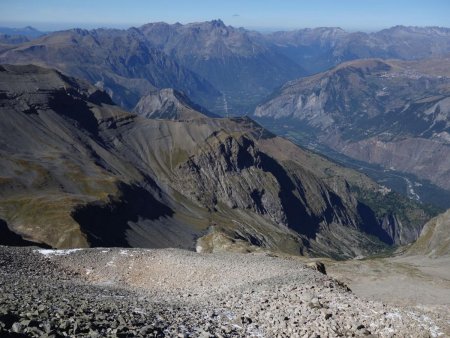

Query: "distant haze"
left=0, top=0, right=449, bottom=32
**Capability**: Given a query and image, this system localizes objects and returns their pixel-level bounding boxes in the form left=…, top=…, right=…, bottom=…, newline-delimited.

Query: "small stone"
left=309, top=298, right=323, bottom=309
left=11, top=322, right=24, bottom=333
left=241, top=316, right=252, bottom=324
left=307, top=261, right=327, bottom=275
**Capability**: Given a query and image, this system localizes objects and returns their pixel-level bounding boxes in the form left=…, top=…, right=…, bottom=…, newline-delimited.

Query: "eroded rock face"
left=173, top=130, right=424, bottom=252
left=381, top=214, right=422, bottom=245
left=176, top=134, right=286, bottom=224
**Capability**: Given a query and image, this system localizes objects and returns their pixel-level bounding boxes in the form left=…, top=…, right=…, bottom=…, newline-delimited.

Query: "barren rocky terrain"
left=0, top=246, right=448, bottom=337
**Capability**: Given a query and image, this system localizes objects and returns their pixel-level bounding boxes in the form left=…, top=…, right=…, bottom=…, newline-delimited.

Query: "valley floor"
left=0, top=246, right=448, bottom=337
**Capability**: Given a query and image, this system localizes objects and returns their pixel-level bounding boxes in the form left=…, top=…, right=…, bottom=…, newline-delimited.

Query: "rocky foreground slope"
left=0, top=246, right=448, bottom=337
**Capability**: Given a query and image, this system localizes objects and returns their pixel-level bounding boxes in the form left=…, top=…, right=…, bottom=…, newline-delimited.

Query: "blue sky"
left=0, top=0, right=449, bottom=32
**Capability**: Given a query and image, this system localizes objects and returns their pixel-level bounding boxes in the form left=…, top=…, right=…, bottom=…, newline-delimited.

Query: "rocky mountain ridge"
left=138, top=19, right=305, bottom=113
left=0, top=64, right=433, bottom=258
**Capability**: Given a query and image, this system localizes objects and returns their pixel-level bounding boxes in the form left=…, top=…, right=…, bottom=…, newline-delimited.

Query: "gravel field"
left=0, top=246, right=448, bottom=337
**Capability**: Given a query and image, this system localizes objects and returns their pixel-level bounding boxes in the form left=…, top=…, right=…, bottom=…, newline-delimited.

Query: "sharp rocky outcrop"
left=133, top=88, right=218, bottom=120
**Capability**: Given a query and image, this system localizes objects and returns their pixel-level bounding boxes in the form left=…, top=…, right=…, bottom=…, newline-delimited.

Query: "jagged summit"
left=133, top=88, right=219, bottom=120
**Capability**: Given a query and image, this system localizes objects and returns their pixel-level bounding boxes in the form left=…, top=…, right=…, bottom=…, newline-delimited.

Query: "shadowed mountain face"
left=0, top=65, right=434, bottom=258
left=254, top=58, right=450, bottom=192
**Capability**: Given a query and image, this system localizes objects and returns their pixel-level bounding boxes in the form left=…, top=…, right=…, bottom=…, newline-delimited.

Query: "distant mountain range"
left=0, top=64, right=433, bottom=258
left=0, top=26, right=45, bottom=39
left=1, top=22, right=450, bottom=115
left=139, top=20, right=306, bottom=113
left=0, top=26, right=45, bottom=45
left=266, top=26, right=450, bottom=74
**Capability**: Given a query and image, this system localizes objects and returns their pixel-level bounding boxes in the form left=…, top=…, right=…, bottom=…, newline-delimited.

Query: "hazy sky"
left=0, top=0, right=449, bottom=32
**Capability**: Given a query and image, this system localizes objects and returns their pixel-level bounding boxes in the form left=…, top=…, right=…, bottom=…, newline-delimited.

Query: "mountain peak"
left=23, top=26, right=38, bottom=32
left=133, top=88, right=218, bottom=120
left=211, top=19, right=226, bottom=27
